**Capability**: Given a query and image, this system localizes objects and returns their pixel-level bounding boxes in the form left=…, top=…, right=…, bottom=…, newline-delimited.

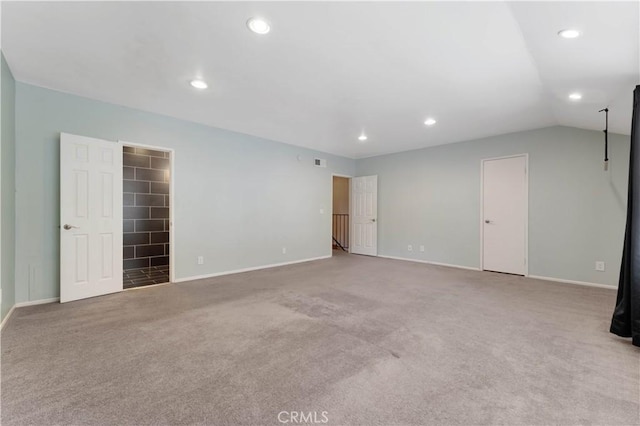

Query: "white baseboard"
left=174, top=255, right=332, bottom=283
left=378, top=255, right=481, bottom=271
left=528, top=275, right=616, bottom=290
left=1, top=298, right=60, bottom=331
left=1, top=305, right=16, bottom=331
left=14, top=297, right=60, bottom=307
left=0, top=259, right=612, bottom=332
left=378, top=256, right=616, bottom=290
left=125, top=282, right=171, bottom=291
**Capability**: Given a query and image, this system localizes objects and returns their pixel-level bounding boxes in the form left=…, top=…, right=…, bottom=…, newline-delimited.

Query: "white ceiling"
left=2, top=1, right=638, bottom=159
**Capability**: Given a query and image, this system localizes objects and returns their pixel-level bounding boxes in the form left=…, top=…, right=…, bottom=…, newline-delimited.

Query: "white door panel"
left=60, top=133, right=123, bottom=302
left=482, top=156, right=527, bottom=275
left=351, top=175, right=377, bottom=256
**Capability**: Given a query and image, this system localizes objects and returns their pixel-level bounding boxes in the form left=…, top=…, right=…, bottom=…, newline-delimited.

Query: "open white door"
left=60, top=133, right=123, bottom=302
left=350, top=175, right=377, bottom=256
left=482, top=155, right=527, bottom=275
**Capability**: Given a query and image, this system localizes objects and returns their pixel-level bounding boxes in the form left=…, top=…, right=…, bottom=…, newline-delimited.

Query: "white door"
left=60, top=133, right=123, bottom=302
left=351, top=175, right=377, bottom=256
left=482, top=155, right=527, bottom=275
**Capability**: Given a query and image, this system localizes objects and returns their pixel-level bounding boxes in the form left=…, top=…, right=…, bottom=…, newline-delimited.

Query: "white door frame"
left=120, top=140, right=176, bottom=284
left=480, top=154, right=529, bottom=276
left=331, top=173, right=353, bottom=254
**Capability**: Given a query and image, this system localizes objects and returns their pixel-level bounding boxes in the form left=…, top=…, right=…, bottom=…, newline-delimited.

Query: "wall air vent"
left=314, top=158, right=327, bottom=168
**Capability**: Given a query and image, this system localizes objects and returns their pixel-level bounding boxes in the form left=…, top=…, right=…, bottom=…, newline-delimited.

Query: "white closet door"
left=351, top=175, right=378, bottom=256
left=60, top=133, right=123, bottom=302
left=482, top=155, right=527, bottom=275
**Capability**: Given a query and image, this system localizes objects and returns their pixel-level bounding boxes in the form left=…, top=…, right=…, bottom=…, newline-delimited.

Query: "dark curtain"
left=610, top=85, right=640, bottom=347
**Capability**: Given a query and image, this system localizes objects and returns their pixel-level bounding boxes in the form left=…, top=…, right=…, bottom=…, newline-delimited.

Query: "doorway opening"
left=122, top=145, right=172, bottom=289
left=332, top=176, right=350, bottom=253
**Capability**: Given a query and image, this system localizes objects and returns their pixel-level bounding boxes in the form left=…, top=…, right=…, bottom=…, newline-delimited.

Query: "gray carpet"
left=2, top=253, right=638, bottom=425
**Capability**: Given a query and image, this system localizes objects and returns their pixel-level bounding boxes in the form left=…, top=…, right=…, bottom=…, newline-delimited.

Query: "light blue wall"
left=1, top=52, right=17, bottom=320
left=14, top=83, right=355, bottom=303
left=13, top=80, right=629, bottom=305
left=356, top=126, right=629, bottom=286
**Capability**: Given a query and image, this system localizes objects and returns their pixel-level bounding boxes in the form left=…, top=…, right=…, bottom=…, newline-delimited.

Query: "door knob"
left=63, top=224, right=78, bottom=230
left=485, top=220, right=492, bottom=224
left=372, top=218, right=376, bottom=222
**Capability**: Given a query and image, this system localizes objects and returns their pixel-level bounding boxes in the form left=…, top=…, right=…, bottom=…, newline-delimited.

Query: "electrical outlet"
left=197, top=256, right=204, bottom=265
left=408, top=245, right=413, bottom=252
left=419, top=245, right=425, bottom=252
left=282, top=247, right=287, bottom=254
left=595, top=261, right=605, bottom=272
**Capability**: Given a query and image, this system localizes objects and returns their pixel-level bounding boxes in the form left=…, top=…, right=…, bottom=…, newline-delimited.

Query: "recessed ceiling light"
left=190, top=79, right=208, bottom=90
left=569, top=92, right=582, bottom=100
left=247, top=17, right=271, bottom=34
left=558, top=29, right=581, bottom=39
left=424, top=118, right=437, bottom=126
left=358, top=134, right=368, bottom=141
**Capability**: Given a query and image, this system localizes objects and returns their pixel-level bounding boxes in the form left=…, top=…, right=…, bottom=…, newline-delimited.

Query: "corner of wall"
left=1, top=50, right=17, bottom=322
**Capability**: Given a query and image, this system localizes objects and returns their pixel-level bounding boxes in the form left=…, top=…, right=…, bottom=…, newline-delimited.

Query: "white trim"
left=169, top=149, right=175, bottom=283
left=378, top=255, right=481, bottom=271
left=119, top=140, right=176, bottom=284
left=14, top=297, right=60, bottom=307
left=378, top=256, right=616, bottom=290
left=173, top=255, right=331, bottom=283
left=119, top=141, right=171, bottom=152
left=125, top=282, right=170, bottom=291
left=0, top=271, right=616, bottom=334
left=480, top=154, right=529, bottom=276
left=528, top=275, right=616, bottom=290
left=331, top=173, right=353, bottom=255
left=1, top=305, right=16, bottom=331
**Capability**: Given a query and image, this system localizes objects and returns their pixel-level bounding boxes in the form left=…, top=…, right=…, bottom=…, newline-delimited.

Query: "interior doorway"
left=481, top=154, right=528, bottom=275
left=122, top=144, right=173, bottom=288
left=332, top=176, right=350, bottom=253
left=350, top=175, right=378, bottom=256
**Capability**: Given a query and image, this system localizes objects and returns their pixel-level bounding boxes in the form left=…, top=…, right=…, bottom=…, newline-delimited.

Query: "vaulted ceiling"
left=2, top=2, right=638, bottom=158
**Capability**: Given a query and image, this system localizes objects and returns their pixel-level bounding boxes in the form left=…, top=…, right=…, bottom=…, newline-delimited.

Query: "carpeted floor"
left=2, top=253, right=638, bottom=425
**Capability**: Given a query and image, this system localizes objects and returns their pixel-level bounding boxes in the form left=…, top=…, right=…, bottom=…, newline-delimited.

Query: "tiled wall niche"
left=123, top=146, right=170, bottom=272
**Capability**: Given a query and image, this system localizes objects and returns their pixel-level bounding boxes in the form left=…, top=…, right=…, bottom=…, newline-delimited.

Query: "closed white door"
left=60, top=133, right=123, bottom=302
left=351, top=175, right=377, bottom=256
left=482, top=155, right=527, bottom=275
